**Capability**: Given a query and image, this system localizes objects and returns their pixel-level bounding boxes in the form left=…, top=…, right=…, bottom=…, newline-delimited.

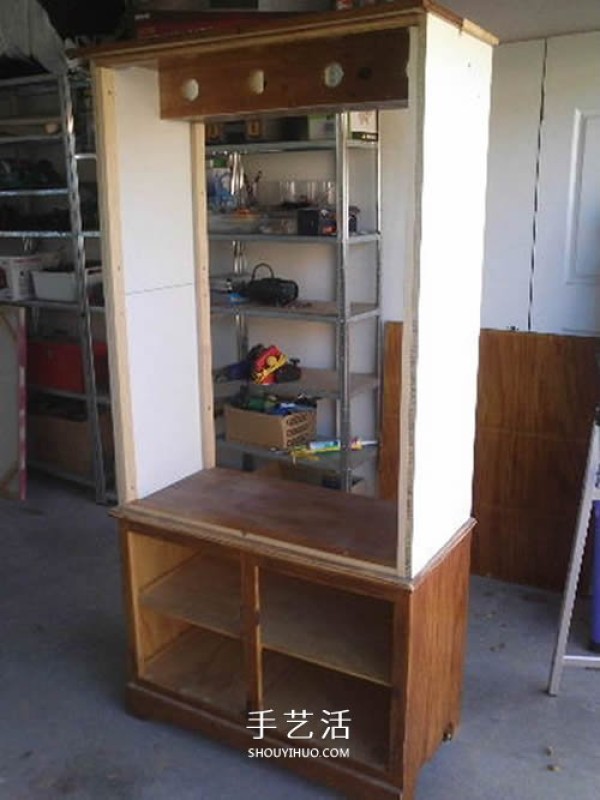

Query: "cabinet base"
left=126, top=682, right=404, bottom=800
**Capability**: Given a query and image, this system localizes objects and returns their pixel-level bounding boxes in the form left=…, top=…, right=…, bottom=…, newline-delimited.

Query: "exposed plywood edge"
left=92, top=65, right=138, bottom=502
left=397, top=23, right=425, bottom=579
left=81, top=2, right=494, bottom=70
left=190, top=123, right=215, bottom=469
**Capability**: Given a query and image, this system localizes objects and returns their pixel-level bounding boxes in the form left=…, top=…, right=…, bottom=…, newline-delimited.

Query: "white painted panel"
left=115, top=68, right=195, bottom=296
left=380, top=108, right=411, bottom=322
left=531, top=31, right=600, bottom=334
left=410, top=17, right=492, bottom=575
left=480, top=40, right=544, bottom=331
left=126, top=285, right=202, bottom=498
left=0, top=308, right=25, bottom=499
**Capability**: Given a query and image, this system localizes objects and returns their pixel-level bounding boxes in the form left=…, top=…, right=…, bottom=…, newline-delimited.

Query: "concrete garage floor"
left=1, top=477, right=600, bottom=800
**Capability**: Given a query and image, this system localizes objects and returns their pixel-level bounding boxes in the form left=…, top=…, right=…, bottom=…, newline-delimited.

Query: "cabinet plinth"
left=116, top=468, right=472, bottom=800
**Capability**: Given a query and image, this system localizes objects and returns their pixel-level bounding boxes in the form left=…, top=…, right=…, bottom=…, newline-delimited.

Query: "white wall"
left=480, top=41, right=544, bottom=331
left=114, top=68, right=203, bottom=498
left=481, top=31, right=600, bottom=335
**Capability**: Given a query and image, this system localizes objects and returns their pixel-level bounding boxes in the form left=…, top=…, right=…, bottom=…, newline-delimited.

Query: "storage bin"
left=27, top=339, right=109, bottom=393
left=225, top=404, right=316, bottom=450
left=0, top=254, right=60, bottom=300
left=31, top=267, right=102, bottom=303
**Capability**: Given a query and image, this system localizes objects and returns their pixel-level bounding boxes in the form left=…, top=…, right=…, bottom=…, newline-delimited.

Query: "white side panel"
left=410, top=17, right=492, bottom=575
left=380, top=108, right=411, bottom=321
left=115, top=68, right=196, bottom=296
left=531, top=32, right=600, bottom=334
left=0, top=308, right=25, bottom=500
left=113, top=68, right=202, bottom=498
left=480, top=41, right=545, bottom=331
left=126, top=286, right=202, bottom=498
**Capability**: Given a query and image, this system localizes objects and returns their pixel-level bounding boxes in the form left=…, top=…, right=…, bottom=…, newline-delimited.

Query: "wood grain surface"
left=472, top=330, right=600, bottom=589
left=379, top=322, right=403, bottom=501
left=159, top=27, right=410, bottom=121
left=115, top=468, right=398, bottom=568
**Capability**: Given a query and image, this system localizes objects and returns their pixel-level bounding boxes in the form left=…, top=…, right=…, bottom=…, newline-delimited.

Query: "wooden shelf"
left=261, top=572, right=392, bottom=686
left=140, top=553, right=241, bottom=638
left=263, top=651, right=390, bottom=771
left=143, top=627, right=246, bottom=718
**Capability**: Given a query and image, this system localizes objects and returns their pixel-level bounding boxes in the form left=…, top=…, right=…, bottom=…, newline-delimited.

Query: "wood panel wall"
left=472, top=329, right=600, bottom=590
left=379, top=322, right=403, bottom=502
left=379, top=326, right=600, bottom=590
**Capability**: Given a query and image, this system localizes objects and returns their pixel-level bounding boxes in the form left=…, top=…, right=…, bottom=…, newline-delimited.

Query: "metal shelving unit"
left=210, top=114, right=382, bottom=491
left=0, top=71, right=111, bottom=503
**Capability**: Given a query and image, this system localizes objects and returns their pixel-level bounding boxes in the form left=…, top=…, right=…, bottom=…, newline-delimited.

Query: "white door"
left=531, top=31, right=600, bottom=334
left=0, top=307, right=26, bottom=500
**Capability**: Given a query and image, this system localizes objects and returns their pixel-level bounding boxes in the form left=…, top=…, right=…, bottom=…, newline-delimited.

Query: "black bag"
left=243, top=262, right=298, bottom=307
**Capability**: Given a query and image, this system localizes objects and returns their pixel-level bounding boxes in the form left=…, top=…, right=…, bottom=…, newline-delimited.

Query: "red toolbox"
left=27, top=339, right=109, bottom=393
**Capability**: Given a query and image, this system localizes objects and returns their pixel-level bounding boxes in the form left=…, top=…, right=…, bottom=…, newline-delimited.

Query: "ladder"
left=548, top=410, right=600, bottom=695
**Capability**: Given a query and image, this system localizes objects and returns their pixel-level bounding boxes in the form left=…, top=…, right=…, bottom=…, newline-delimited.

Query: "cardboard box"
left=225, top=405, right=316, bottom=449
left=28, top=409, right=113, bottom=478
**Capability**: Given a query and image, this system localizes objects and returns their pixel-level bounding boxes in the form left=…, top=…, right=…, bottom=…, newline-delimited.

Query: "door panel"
left=531, top=31, right=600, bottom=334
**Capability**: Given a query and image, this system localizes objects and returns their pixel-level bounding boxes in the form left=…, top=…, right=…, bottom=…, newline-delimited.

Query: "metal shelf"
left=0, top=134, right=62, bottom=146
left=206, top=138, right=377, bottom=156
left=0, top=70, right=109, bottom=504
left=0, top=114, right=61, bottom=126
left=217, top=435, right=378, bottom=474
left=214, top=369, right=379, bottom=402
left=0, top=230, right=100, bottom=238
left=0, top=187, right=68, bottom=197
left=208, top=231, right=380, bottom=245
left=28, top=385, right=111, bottom=406
left=0, top=297, right=106, bottom=313
left=211, top=300, right=378, bottom=324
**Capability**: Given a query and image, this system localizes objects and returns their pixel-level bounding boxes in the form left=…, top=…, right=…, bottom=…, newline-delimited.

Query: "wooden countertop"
left=114, top=467, right=398, bottom=570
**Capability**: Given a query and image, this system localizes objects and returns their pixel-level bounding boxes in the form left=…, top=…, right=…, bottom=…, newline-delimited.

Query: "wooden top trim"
left=113, top=467, right=398, bottom=569
left=81, top=1, right=496, bottom=69
left=113, top=468, right=474, bottom=586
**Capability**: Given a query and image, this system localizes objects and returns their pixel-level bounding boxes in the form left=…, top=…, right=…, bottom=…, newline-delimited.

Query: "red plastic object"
left=27, top=340, right=109, bottom=393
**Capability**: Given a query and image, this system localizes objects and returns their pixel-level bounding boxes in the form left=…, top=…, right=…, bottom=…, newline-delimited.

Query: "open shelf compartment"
left=261, top=570, right=393, bottom=686
left=141, top=623, right=247, bottom=719
left=263, top=650, right=390, bottom=771
left=139, top=550, right=242, bottom=639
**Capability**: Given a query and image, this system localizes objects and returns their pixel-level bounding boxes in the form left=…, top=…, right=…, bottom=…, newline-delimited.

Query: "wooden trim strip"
left=82, top=2, right=494, bottom=69
left=190, top=122, right=215, bottom=469
left=241, top=557, right=263, bottom=712
left=92, top=65, right=138, bottom=502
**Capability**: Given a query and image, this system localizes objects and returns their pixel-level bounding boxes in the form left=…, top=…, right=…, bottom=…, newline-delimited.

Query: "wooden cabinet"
left=117, top=468, right=472, bottom=800
left=89, top=3, right=494, bottom=798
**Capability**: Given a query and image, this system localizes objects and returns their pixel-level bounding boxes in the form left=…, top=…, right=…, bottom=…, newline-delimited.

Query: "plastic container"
left=31, top=267, right=102, bottom=302
left=0, top=253, right=60, bottom=300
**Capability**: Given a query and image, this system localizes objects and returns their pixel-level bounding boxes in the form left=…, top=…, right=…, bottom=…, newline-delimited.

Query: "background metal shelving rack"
left=0, top=70, right=110, bottom=503
left=208, top=113, right=382, bottom=492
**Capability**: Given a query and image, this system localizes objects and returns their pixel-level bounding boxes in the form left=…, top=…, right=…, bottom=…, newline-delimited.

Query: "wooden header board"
left=159, top=27, right=410, bottom=121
